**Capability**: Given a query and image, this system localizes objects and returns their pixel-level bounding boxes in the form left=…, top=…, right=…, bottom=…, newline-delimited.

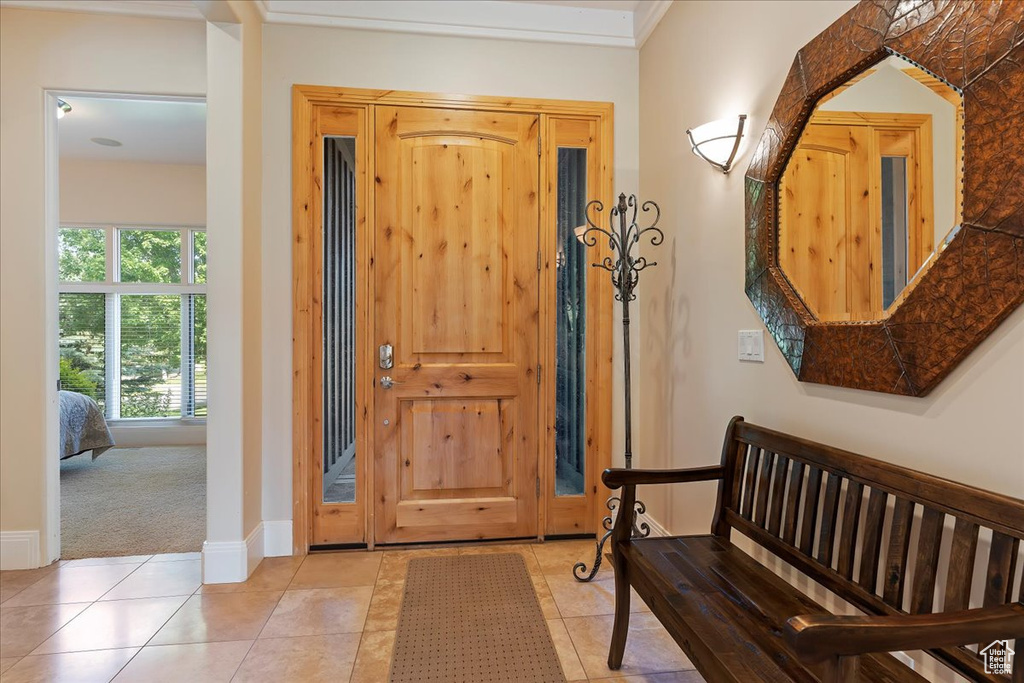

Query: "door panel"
left=374, top=106, right=540, bottom=544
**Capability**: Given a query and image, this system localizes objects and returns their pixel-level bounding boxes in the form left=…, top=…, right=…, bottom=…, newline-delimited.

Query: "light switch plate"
left=738, top=330, right=765, bottom=362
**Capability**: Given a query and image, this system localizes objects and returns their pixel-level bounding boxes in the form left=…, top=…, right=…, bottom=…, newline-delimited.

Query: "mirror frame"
left=745, top=0, right=1024, bottom=396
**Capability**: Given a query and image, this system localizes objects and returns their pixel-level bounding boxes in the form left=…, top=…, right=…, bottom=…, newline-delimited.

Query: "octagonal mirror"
left=778, top=55, right=963, bottom=322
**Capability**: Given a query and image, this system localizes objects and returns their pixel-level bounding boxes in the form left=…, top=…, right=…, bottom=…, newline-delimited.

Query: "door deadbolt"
left=379, top=343, right=393, bottom=369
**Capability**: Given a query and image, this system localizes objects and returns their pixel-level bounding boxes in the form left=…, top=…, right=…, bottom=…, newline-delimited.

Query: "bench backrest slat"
left=721, top=419, right=1024, bottom=682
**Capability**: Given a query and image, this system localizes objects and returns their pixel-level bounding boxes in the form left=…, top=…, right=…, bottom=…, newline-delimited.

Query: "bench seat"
left=622, top=536, right=926, bottom=682
left=603, top=417, right=1024, bottom=682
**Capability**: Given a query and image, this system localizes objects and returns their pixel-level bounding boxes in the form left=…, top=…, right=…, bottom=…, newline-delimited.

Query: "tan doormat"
left=390, top=553, right=567, bottom=683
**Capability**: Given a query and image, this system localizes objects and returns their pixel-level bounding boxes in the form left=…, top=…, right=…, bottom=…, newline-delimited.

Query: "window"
left=58, top=226, right=207, bottom=420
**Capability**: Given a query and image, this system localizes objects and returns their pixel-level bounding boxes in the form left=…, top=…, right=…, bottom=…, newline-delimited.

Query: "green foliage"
left=193, top=231, right=207, bottom=284
left=119, top=230, right=181, bottom=283
left=59, top=357, right=98, bottom=399
left=58, top=229, right=106, bottom=282
left=58, top=293, right=106, bottom=410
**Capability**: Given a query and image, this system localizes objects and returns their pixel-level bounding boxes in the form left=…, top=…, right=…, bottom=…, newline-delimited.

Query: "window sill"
left=107, top=418, right=207, bottom=428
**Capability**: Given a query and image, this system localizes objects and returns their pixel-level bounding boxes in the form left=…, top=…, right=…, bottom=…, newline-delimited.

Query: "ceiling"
left=58, top=96, right=206, bottom=165
left=0, top=0, right=672, bottom=48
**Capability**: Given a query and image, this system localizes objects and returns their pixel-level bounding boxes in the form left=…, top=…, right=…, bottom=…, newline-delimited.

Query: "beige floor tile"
left=232, top=634, right=361, bottom=682
left=62, top=556, right=152, bottom=568
left=288, top=552, right=382, bottom=589
left=564, top=613, right=693, bottom=680
left=544, top=572, right=649, bottom=619
left=589, top=672, right=706, bottom=682
left=532, top=539, right=612, bottom=579
left=0, top=603, right=89, bottom=658
left=362, top=579, right=404, bottom=632
left=376, top=547, right=459, bottom=583
left=0, top=657, right=20, bottom=675
left=147, top=552, right=202, bottom=563
left=149, top=591, right=283, bottom=645
left=32, top=596, right=188, bottom=654
left=529, top=573, right=562, bottom=620
left=0, top=648, right=138, bottom=683
left=0, top=566, right=59, bottom=605
left=202, top=557, right=304, bottom=594
left=259, top=587, right=373, bottom=638
left=546, top=619, right=587, bottom=681
left=100, top=560, right=201, bottom=601
left=2, top=565, right=141, bottom=607
left=111, top=641, right=252, bottom=683
left=349, top=630, right=395, bottom=683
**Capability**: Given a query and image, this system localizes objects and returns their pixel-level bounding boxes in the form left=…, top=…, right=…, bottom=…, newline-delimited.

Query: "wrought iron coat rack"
left=572, top=193, right=663, bottom=582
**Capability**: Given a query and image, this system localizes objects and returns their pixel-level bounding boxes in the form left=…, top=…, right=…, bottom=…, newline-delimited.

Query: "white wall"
left=638, top=2, right=1023, bottom=679
left=259, top=24, right=641, bottom=524
left=0, top=7, right=206, bottom=568
left=202, top=0, right=264, bottom=582
left=60, top=159, right=206, bottom=226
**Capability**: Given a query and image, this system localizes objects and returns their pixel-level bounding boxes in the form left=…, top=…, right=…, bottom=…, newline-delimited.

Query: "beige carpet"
left=60, top=446, right=206, bottom=559
left=391, top=553, right=566, bottom=683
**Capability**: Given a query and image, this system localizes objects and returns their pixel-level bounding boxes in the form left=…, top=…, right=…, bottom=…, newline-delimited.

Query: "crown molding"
left=1, top=0, right=675, bottom=48
left=260, top=0, right=637, bottom=48
left=0, top=0, right=203, bottom=21
left=633, top=0, right=672, bottom=48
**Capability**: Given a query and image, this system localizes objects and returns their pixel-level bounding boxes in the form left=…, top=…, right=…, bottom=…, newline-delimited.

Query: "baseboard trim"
left=637, top=510, right=670, bottom=537
left=202, top=539, right=248, bottom=583
left=0, top=531, right=41, bottom=570
left=262, top=520, right=293, bottom=557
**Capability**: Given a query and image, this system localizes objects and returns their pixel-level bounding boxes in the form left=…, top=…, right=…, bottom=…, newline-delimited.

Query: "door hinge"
left=536, top=477, right=541, bottom=497
left=537, top=133, right=542, bottom=156
left=537, top=250, right=542, bottom=271
left=536, top=363, right=542, bottom=385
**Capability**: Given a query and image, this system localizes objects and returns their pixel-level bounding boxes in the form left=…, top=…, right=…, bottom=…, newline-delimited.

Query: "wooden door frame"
left=292, top=85, right=614, bottom=554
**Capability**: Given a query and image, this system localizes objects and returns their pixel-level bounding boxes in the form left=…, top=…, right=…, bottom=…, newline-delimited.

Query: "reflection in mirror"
left=555, top=148, right=587, bottom=497
left=323, top=136, right=357, bottom=504
left=779, top=55, right=963, bottom=322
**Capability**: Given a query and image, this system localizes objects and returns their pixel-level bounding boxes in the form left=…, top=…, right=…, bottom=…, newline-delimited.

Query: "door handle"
left=380, top=375, right=402, bottom=389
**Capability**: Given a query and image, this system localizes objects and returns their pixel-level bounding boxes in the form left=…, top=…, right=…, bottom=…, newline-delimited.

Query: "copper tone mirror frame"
left=745, top=0, right=1024, bottom=396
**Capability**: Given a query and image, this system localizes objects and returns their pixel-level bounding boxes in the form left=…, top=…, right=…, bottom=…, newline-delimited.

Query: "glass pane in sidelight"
left=322, top=136, right=358, bottom=504
left=555, top=148, right=587, bottom=497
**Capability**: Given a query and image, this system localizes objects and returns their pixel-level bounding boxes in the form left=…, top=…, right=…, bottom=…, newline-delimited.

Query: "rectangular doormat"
left=390, top=553, right=567, bottom=682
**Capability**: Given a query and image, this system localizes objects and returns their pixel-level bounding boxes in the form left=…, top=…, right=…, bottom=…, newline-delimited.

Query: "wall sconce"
left=686, top=114, right=747, bottom=173
left=56, top=99, right=72, bottom=119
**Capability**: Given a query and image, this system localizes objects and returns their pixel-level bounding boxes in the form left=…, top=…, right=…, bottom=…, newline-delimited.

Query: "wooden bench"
left=603, top=417, right=1024, bottom=682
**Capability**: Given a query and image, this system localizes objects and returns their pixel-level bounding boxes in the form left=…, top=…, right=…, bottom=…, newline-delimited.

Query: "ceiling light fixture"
left=686, top=114, right=747, bottom=174
left=56, top=99, right=72, bottom=119
left=91, top=137, right=123, bottom=147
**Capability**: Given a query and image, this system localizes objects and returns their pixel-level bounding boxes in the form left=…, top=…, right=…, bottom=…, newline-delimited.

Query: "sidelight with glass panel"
left=322, top=136, right=357, bottom=504
left=778, top=55, right=963, bottom=322
left=555, top=147, right=587, bottom=498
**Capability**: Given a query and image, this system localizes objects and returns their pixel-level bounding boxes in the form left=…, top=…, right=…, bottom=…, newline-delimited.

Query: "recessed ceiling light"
left=91, top=137, right=123, bottom=147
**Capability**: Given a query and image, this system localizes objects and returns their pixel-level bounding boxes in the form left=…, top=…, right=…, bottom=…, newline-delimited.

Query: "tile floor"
left=0, top=541, right=705, bottom=682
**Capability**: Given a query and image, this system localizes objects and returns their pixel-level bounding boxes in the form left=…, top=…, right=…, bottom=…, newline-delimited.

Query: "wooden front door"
left=373, top=106, right=541, bottom=544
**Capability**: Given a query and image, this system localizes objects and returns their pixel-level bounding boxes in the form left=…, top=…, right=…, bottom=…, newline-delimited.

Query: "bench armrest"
left=602, top=466, right=724, bottom=490
left=785, top=603, right=1024, bottom=663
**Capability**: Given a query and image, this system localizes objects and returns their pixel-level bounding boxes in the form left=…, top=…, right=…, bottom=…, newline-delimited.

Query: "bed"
left=59, top=390, right=114, bottom=459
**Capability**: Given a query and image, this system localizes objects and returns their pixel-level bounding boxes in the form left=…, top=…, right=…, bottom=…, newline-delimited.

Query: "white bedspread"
left=59, top=390, right=114, bottom=459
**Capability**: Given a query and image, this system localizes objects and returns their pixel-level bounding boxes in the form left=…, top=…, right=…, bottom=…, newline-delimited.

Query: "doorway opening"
left=53, top=94, right=208, bottom=559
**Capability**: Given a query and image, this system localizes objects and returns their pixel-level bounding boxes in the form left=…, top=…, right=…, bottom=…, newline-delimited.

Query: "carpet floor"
left=60, top=445, right=206, bottom=559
